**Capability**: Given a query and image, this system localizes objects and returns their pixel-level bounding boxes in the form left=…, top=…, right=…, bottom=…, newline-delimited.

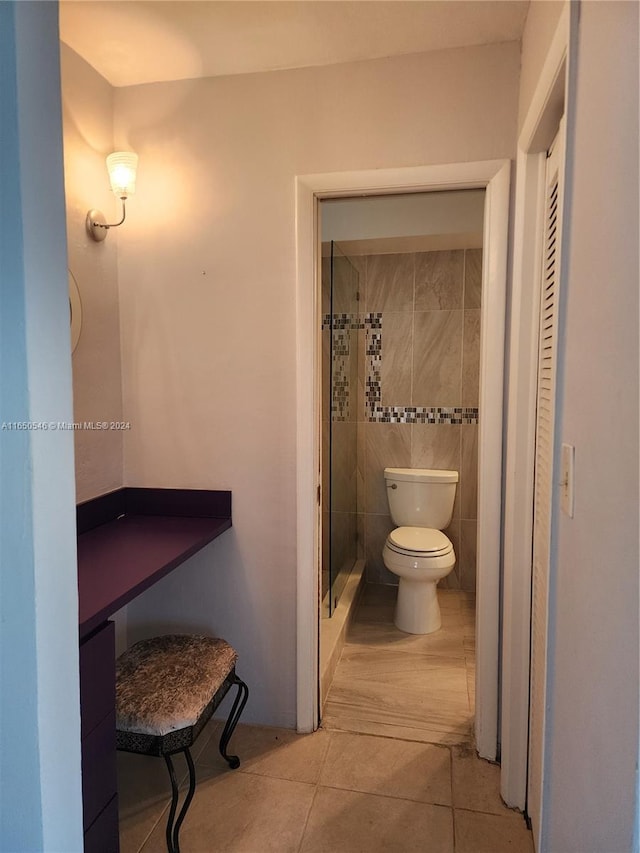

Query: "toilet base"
left=394, top=578, right=441, bottom=634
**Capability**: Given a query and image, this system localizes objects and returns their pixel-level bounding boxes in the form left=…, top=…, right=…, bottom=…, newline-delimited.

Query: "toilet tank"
left=384, top=468, right=458, bottom=529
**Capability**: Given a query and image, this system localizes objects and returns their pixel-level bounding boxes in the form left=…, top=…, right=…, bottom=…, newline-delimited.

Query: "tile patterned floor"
left=323, top=585, right=476, bottom=746
left=119, top=585, right=533, bottom=852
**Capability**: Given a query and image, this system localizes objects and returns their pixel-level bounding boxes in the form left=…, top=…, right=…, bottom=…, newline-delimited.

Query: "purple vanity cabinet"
left=76, top=488, right=232, bottom=850
left=80, top=621, right=118, bottom=852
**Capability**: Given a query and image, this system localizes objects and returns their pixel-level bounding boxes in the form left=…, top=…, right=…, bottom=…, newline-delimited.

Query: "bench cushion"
left=116, top=635, right=237, bottom=737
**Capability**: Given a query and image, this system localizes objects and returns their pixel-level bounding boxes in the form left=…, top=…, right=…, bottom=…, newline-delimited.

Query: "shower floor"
left=322, top=584, right=475, bottom=745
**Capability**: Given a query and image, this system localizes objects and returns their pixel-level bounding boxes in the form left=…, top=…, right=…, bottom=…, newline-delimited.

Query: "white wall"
left=0, top=2, right=83, bottom=849
left=518, top=0, right=565, bottom=134
left=112, top=43, right=520, bottom=725
left=542, top=2, right=639, bottom=850
left=60, top=44, right=124, bottom=503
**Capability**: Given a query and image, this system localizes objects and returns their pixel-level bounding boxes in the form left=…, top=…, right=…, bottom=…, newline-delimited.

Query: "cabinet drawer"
left=80, top=620, right=115, bottom=738
left=82, top=709, right=117, bottom=831
left=84, top=794, right=119, bottom=853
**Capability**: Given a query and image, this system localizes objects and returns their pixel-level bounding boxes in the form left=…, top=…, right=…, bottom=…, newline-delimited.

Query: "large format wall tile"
left=411, top=423, right=461, bottom=471
left=413, top=310, right=463, bottom=407
left=350, top=254, right=367, bottom=304
left=415, top=250, right=464, bottom=310
left=331, top=249, right=481, bottom=600
left=441, top=519, right=461, bottom=589
left=365, top=253, right=414, bottom=313
left=332, top=254, right=359, bottom=314
left=460, top=423, right=478, bottom=519
left=460, top=520, right=477, bottom=593
left=364, top=513, right=396, bottom=585
left=412, top=422, right=462, bottom=520
left=322, top=511, right=330, bottom=589
left=331, top=421, right=358, bottom=512
left=322, top=255, right=331, bottom=315
left=357, top=421, right=366, bottom=514
left=464, top=248, right=483, bottom=309
left=322, top=418, right=329, bottom=511
left=331, top=510, right=358, bottom=583
left=364, top=422, right=411, bottom=514
left=380, top=312, right=413, bottom=406
left=462, top=309, right=481, bottom=408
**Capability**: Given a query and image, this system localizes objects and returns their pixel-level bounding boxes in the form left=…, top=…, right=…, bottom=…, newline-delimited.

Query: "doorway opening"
left=319, top=191, right=485, bottom=733
left=295, top=160, right=510, bottom=765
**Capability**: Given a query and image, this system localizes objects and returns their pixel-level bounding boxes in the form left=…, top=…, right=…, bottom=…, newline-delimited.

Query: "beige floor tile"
left=438, top=590, right=464, bottom=612
left=454, top=809, right=534, bottom=853
left=459, top=592, right=476, bottom=611
left=466, top=671, right=476, bottom=708
left=324, top=588, right=475, bottom=746
left=197, top=722, right=331, bottom=785
left=463, top=635, right=475, bottom=652
left=346, top=620, right=467, bottom=659
left=359, top=583, right=397, bottom=605
left=320, top=731, right=452, bottom=805
left=335, top=645, right=470, bottom=688
left=300, top=786, right=454, bottom=853
left=118, top=720, right=223, bottom=853
left=324, top=673, right=470, bottom=735
left=140, top=773, right=316, bottom=853
left=117, top=585, right=531, bottom=853
left=353, top=600, right=396, bottom=624
left=321, top=710, right=473, bottom=747
left=118, top=750, right=174, bottom=853
left=440, top=610, right=474, bottom=632
left=452, top=744, right=513, bottom=815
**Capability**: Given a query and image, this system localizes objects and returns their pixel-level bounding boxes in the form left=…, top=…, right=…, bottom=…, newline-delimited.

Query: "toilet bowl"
left=382, top=468, right=458, bottom=634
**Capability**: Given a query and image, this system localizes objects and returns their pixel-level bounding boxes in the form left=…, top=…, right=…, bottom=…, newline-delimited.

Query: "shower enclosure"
left=321, top=242, right=361, bottom=617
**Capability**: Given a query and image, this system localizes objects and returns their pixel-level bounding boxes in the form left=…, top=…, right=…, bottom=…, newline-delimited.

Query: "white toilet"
left=382, top=467, right=458, bottom=634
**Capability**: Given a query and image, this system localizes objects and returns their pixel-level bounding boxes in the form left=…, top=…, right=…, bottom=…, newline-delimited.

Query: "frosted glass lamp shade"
left=107, top=151, right=138, bottom=199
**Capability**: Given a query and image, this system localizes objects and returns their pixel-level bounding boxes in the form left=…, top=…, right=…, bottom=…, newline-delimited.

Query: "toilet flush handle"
left=389, top=483, right=397, bottom=489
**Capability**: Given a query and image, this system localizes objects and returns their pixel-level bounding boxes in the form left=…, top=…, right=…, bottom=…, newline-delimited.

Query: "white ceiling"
left=59, top=0, right=529, bottom=88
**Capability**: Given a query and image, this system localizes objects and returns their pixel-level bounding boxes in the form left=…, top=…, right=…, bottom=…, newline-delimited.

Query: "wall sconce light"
left=86, top=151, right=139, bottom=242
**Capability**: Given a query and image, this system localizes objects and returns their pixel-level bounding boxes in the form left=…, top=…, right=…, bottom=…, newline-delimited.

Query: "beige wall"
left=94, top=43, right=519, bottom=725
left=60, top=44, right=124, bottom=502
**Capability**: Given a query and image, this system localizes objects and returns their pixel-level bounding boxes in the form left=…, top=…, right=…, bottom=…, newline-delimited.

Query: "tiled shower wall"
left=357, top=249, right=482, bottom=591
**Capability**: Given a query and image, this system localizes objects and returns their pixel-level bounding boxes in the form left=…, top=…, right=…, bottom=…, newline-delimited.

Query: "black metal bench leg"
left=164, top=748, right=196, bottom=853
left=219, top=674, right=249, bottom=769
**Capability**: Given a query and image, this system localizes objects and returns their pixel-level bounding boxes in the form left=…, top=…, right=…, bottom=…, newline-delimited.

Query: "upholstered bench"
left=116, top=635, right=249, bottom=853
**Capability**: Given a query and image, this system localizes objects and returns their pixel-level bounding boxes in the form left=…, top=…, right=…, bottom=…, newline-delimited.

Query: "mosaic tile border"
left=322, top=313, right=381, bottom=331
left=369, top=406, right=479, bottom=425
left=324, top=312, right=479, bottom=425
left=325, top=314, right=381, bottom=422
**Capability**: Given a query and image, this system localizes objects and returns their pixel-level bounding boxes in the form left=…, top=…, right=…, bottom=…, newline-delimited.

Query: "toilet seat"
left=386, top=527, right=452, bottom=557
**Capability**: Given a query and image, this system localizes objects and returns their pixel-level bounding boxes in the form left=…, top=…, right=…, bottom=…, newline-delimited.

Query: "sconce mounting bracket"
left=86, top=209, right=108, bottom=242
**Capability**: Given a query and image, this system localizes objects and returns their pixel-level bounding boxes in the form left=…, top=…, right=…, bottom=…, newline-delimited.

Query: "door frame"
left=500, top=3, right=572, bottom=810
left=295, top=159, right=510, bottom=762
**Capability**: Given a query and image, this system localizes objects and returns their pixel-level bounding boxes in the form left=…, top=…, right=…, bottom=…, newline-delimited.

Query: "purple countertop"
left=77, top=489, right=231, bottom=639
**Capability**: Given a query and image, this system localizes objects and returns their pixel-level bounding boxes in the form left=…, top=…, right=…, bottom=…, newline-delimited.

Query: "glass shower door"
left=324, top=241, right=360, bottom=616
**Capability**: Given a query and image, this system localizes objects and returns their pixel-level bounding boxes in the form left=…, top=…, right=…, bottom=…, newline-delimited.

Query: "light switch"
left=560, top=443, right=575, bottom=517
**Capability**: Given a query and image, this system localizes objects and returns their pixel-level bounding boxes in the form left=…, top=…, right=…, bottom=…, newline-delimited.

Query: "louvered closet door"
left=528, top=119, right=566, bottom=848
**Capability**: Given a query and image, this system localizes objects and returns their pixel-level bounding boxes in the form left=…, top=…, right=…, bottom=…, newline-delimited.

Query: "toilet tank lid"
left=384, top=467, right=459, bottom=483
